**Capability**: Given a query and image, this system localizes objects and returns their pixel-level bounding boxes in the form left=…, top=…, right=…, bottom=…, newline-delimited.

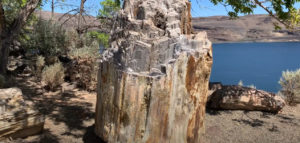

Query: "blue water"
left=210, top=42, right=300, bottom=93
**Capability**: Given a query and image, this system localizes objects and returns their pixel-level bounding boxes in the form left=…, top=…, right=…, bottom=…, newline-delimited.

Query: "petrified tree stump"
left=0, top=88, right=45, bottom=140
left=95, top=0, right=213, bottom=142
left=207, top=85, right=285, bottom=113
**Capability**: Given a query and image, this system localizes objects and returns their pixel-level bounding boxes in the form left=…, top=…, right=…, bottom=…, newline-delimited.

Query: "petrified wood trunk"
left=0, top=88, right=45, bottom=140
left=95, top=0, right=213, bottom=142
left=207, top=85, right=285, bottom=113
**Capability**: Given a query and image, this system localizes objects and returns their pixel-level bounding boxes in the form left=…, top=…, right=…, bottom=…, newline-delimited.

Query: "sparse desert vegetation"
left=279, top=69, right=300, bottom=105
left=42, top=62, right=65, bottom=90
left=0, top=0, right=299, bottom=143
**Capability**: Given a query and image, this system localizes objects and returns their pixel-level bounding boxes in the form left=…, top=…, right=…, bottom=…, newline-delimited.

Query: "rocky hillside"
left=193, top=15, right=300, bottom=43
left=38, top=11, right=300, bottom=43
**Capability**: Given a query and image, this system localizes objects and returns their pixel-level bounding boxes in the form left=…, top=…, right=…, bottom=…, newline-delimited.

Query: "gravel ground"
left=4, top=76, right=104, bottom=143
left=205, top=105, right=300, bottom=143
left=4, top=76, right=300, bottom=143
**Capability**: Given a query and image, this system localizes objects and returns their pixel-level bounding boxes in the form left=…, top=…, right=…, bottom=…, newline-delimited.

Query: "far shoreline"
left=212, top=39, right=300, bottom=44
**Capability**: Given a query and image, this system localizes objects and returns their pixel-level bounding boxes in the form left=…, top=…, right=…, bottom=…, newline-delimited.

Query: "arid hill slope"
left=38, top=11, right=300, bottom=43
left=193, top=15, right=300, bottom=43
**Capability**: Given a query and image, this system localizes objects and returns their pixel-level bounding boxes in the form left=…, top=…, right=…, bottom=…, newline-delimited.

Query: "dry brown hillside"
left=193, top=15, right=300, bottom=43
left=38, top=11, right=300, bottom=43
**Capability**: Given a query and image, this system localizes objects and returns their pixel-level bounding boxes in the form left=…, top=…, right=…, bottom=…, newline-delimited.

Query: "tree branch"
left=58, top=8, right=79, bottom=21
left=8, top=0, right=41, bottom=37
left=254, top=0, right=291, bottom=29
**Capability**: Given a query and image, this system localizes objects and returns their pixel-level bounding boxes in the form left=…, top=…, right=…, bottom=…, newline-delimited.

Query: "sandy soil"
left=4, top=75, right=104, bottom=143
left=4, top=75, right=300, bottom=143
left=205, top=106, right=300, bottom=143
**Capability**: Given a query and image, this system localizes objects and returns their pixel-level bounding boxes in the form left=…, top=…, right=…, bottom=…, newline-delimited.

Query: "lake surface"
left=210, top=42, right=300, bottom=93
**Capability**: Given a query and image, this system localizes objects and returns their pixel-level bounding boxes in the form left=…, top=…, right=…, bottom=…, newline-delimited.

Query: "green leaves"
left=24, top=19, right=68, bottom=56
left=209, top=0, right=256, bottom=18
left=207, top=0, right=300, bottom=29
left=1, top=0, right=41, bottom=25
left=98, top=0, right=121, bottom=18
left=289, top=8, right=300, bottom=28
left=88, top=31, right=109, bottom=48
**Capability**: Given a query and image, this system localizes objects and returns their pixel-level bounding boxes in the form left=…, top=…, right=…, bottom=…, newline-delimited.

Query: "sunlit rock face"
left=95, top=0, right=213, bottom=142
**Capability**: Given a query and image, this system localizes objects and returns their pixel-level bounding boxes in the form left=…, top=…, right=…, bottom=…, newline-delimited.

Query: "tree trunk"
left=77, top=0, right=86, bottom=35
left=0, top=2, right=7, bottom=75
left=0, top=0, right=41, bottom=75
left=76, top=0, right=86, bottom=48
left=0, top=38, right=11, bottom=75
left=51, top=0, right=54, bottom=18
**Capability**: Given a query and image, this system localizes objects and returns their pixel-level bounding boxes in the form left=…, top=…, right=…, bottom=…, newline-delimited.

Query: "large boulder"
left=0, top=88, right=45, bottom=140
left=207, top=85, right=285, bottom=113
left=95, top=0, right=213, bottom=143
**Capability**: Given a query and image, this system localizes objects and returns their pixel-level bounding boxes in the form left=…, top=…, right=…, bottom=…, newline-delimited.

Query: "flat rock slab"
left=0, top=88, right=45, bottom=140
left=207, top=85, right=285, bottom=113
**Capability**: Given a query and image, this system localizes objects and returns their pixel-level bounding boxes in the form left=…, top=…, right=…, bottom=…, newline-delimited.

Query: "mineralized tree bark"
left=95, top=0, right=213, bottom=143
left=0, top=88, right=45, bottom=140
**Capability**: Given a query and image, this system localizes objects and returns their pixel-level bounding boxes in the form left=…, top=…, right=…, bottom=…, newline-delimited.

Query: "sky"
left=42, top=0, right=300, bottom=17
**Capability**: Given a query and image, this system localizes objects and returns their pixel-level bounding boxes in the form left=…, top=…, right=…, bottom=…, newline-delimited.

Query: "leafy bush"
left=279, top=69, right=300, bottom=105
left=88, top=31, right=109, bottom=48
left=69, top=43, right=100, bottom=59
left=99, top=0, right=120, bottom=18
left=0, top=75, right=5, bottom=88
left=42, top=62, right=65, bottom=90
left=36, top=56, right=45, bottom=77
left=24, top=19, right=68, bottom=56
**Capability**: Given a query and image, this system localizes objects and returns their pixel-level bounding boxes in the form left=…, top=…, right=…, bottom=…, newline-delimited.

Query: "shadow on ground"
left=12, top=76, right=104, bottom=142
left=82, top=125, right=106, bottom=143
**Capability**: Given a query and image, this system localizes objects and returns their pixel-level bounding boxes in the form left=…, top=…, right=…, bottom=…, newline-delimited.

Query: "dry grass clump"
left=36, top=56, right=45, bottom=77
left=0, top=74, right=5, bottom=88
left=238, top=80, right=243, bottom=86
left=69, top=58, right=98, bottom=91
left=67, top=43, right=99, bottom=91
left=279, top=69, right=300, bottom=105
left=42, top=62, right=65, bottom=90
left=248, top=84, right=256, bottom=89
left=68, top=41, right=100, bottom=59
left=237, top=80, right=256, bottom=89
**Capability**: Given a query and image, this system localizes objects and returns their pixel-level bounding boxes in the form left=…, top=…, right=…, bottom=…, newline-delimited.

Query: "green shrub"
left=279, top=69, right=300, bottom=105
left=36, top=56, right=45, bottom=77
left=23, top=19, right=68, bottom=56
left=0, top=75, right=5, bottom=88
left=42, top=62, right=65, bottom=90
left=69, top=44, right=100, bottom=59
left=88, top=31, right=109, bottom=48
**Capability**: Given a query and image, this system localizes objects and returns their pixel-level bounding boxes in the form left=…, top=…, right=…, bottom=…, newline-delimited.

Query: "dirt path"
left=205, top=105, right=300, bottom=143
left=7, top=75, right=104, bottom=143
left=6, top=75, right=300, bottom=143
